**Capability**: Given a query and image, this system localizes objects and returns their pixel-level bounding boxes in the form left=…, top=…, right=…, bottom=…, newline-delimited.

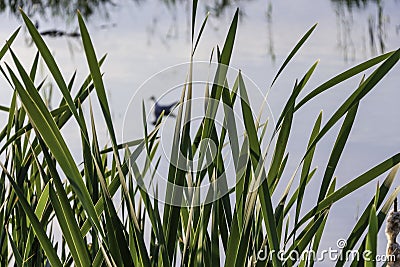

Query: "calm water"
left=0, top=0, right=400, bottom=265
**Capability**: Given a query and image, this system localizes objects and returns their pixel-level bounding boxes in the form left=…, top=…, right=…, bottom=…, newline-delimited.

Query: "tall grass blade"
left=77, top=12, right=118, bottom=149
left=6, top=53, right=103, bottom=236
left=19, top=10, right=86, bottom=132
left=274, top=60, right=319, bottom=132
left=271, top=23, right=317, bottom=87
left=238, top=71, right=282, bottom=266
left=0, top=162, right=62, bottom=267
left=294, top=111, right=321, bottom=236
left=317, top=101, right=359, bottom=204
left=295, top=51, right=395, bottom=111
left=335, top=164, right=400, bottom=267
left=365, top=203, right=378, bottom=267
left=1, top=27, right=20, bottom=59
left=298, top=153, right=400, bottom=227
left=305, top=49, right=400, bottom=155
left=8, top=231, right=22, bottom=267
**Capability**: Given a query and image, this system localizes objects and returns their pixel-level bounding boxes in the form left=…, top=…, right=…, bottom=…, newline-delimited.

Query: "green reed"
left=0, top=2, right=399, bottom=266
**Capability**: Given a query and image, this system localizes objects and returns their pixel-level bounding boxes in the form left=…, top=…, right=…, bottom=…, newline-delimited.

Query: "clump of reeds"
left=0, top=2, right=399, bottom=266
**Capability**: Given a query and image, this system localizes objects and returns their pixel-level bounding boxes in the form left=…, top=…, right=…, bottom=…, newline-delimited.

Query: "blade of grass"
left=364, top=203, right=378, bottom=267
left=271, top=23, right=317, bottom=87
left=36, top=135, right=90, bottom=267
left=22, top=180, right=50, bottom=266
left=19, top=9, right=87, bottom=132
left=6, top=56, right=103, bottom=236
left=0, top=105, right=8, bottom=112
left=1, top=27, right=20, bottom=59
left=317, top=101, right=359, bottom=203
left=304, top=49, right=400, bottom=157
left=6, top=92, right=17, bottom=139
left=77, top=11, right=117, bottom=149
left=192, top=12, right=209, bottom=56
left=274, top=60, right=319, bottom=133
left=8, top=231, right=23, bottom=267
left=77, top=17, right=149, bottom=264
left=238, top=71, right=282, bottom=267
left=0, top=162, right=62, bottom=267
left=294, top=111, right=321, bottom=233
left=297, top=153, right=400, bottom=228
left=308, top=178, right=336, bottom=267
left=335, top=164, right=399, bottom=267
left=191, top=0, right=198, bottom=43
left=295, top=50, right=395, bottom=111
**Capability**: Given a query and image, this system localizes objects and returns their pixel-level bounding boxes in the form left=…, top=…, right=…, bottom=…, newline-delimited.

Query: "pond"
left=0, top=0, right=399, bottom=265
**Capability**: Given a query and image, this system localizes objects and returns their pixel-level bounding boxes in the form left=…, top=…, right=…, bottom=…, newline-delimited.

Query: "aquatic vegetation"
left=0, top=2, right=399, bottom=266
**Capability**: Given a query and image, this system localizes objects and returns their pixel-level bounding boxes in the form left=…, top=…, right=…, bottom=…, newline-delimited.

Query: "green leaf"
left=274, top=60, right=319, bottom=132
left=298, top=153, right=400, bottom=227
left=0, top=105, right=8, bottom=112
left=6, top=52, right=103, bottom=237
left=317, top=101, right=359, bottom=203
left=238, top=71, right=282, bottom=267
left=335, top=164, right=399, bottom=267
left=1, top=27, right=20, bottom=59
left=295, top=111, right=321, bottom=229
left=295, top=51, right=395, bottom=111
left=364, top=204, right=378, bottom=267
left=0, top=162, right=62, bottom=267
left=193, top=12, right=209, bottom=56
left=34, top=135, right=90, bottom=267
left=19, top=9, right=86, bottom=132
left=305, top=49, right=400, bottom=155
left=8, top=231, right=23, bottom=267
left=22, top=179, right=51, bottom=266
left=6, top=91, right=17, bottom=139
left=191, top=0, right=198, bottom=43
left=271, top=23, right=317, bottom=87
left=77, top=11, right=117, bottom=149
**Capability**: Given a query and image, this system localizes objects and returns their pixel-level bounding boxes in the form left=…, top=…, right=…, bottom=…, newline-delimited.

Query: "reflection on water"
left=0, top=0, right=115, bottom=21
left=204, top=0, right=241, bottom=17
left=0, top=0, right=246, bottom=20
left=331, top=0, right=371, bottom=9
left=369, top=0, right=387, bottom=55
left=144, top=3, right=180, bottom=49
left=333, top=1, right=357, bottom=61
left=3, top=0, right=117, bottom=48
left=265, top=1, right=276, bottom=64
left=331, top=0, right=392, bottom=61
left=2, top=0, right=396, bottom=63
